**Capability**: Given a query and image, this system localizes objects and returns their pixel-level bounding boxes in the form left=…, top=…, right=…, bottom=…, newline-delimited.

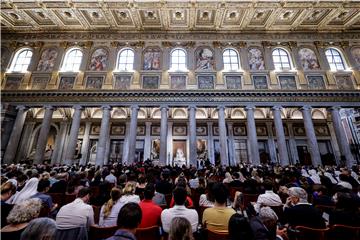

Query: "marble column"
left=16, top=122, right=35, bottom=163
left=188, top=105, right=197, bottom=166
left=207, top=122, right=215, bottom=165
left=64, top=105, right=83, bottom=165
left=95, top=105, right=112, bottom=167
left=327, top=122, right=341, bottom=164
left=127, top=105, right=139, bottom=165
left=80, top=122, right=91, bottom=165
left=104, top=134, right=111, bottom=165
left=265, top=122, right=277, bottom=164
left=3, top=105, right=28, bottom=164
left=218, top=106, right=228, bottom=166
left=144, top=122, right=152, bottom=161
left=34, top=105, right=55, bottom=164
left=227, top=122, right=235, bottom=166
left=245, top=106, right=260, bottom=165
left=301, top=106, right=322, bottom=166
left=52, top=120, right=68, bottom=165
left=122, top=121, right=130, bottom=164
left=328, top=107, right=355, bottom=167
left=287, top=122, right=299, bottom=164
left=160, top=106, right=168, bottom=166
left=272, top=106, right=290, bottom=166
left=167, top=122, right=173, bottom=165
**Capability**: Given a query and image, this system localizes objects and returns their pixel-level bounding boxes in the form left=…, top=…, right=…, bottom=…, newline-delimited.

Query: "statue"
left=174, top=148, right=186, bottom=167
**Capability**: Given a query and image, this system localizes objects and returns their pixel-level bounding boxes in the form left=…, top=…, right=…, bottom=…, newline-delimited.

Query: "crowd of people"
left=1, top=160, right=360, bottom=240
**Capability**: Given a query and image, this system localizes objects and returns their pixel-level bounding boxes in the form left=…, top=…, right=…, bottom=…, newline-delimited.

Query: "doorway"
left=297, top=145, right=312, bottom=165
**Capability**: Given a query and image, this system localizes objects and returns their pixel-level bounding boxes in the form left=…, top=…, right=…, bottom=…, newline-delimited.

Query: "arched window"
left=223, top=48, right=240, bottom=71
left=116, top=48, right=134, bottom=71
left=170, top=48, right=187, bottom=71
left=272, top=48, right=292, bottom=71
left=61, top=48, right=83, bottom=72
left=9, top=48, right=33, bottom=72
left=325, top=48, right=346, bottom=71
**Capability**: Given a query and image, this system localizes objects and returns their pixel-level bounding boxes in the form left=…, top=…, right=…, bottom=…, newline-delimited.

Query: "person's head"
left=138, top=176, right=146, bottom=185
left=110, top=187, right=122, bottom=202
left=259, top=207, right=278, bottom=230
left=117, top=202, right=142, bottom=233
left=40, top=172, right=50, bottom=180
left=123, top=182, right=136, bottom=195
left=288, top=187, right=308, bottom=204
left=212, top=182, right=228, bottom=205
left=7, top=199, right=42, bottom=225
left=144, top=183, right=155, bottom=200
left=77, top=187, right=92, bottom=203
left=263, top=179, right=274, bottom=191
left=20, top=217, right=56, bottom=240
left=169, top=217, right=193, bottom=240
left=37, top=179, right=50, bottom=193
left=228, top=213, right=254, bottom=240
left=335, top=192, right=358, bottom=211
left=232, top=172, right=240, bottom=180
left=1, top=181, right=16, bottom=201
left=103, top=187, right=122, bottom=218
left=173, top=187, right=187, bottom=206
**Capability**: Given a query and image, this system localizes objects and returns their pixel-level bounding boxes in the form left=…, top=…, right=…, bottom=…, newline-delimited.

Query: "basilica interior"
left=1, top=0, right=360, bottom=167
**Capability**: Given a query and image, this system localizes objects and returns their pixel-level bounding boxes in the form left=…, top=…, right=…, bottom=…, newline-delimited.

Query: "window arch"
left=223, top=48, right=240, bottom=71
left=116, top=48, right=134, bottom=71
left=325, top=48, right=346, bottom=71
left=170, top=48, right=187, bottom=71
left=9, top=48, right=33, bottom=72
left=61, top=48, right=83, bottom=72
left=272, top=48, right=292, bottom=71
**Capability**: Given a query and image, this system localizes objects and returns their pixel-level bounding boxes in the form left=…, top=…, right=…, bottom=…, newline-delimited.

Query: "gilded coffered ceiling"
left=1, top=0, right=360, bottom=33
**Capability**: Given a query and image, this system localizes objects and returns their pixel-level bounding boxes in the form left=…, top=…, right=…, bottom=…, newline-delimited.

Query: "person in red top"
left=138, top=184, right=162, bottom=228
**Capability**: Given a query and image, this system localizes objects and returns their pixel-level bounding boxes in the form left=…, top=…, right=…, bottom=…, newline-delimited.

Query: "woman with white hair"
left=250, top=206, right=280, bottom=240
left=1, top=198, right=42, bottom=239
left=12, top=178, right=39, bottom=204
left=282, top=187, right=325, bottom=229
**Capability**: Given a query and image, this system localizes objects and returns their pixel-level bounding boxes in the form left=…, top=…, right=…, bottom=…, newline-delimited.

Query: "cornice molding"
left=2, top=32, right=360, bottom=42
left=2, top=90, right=360, bottom=107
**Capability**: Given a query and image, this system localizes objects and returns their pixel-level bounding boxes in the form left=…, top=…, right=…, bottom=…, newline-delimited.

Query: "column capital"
left=271, top=105, right=283, bottom=111
left=44, top=105, right=55, bottom=111
left=188, top=105, right=197, bottom=111
left=245, top=105, right=256, bottom=111
left=300, top=105, right=312, bottom=112
left=16, top=105, right=29, bottom=111
left=327, top=106, right=342, bottom=112
left=217, top=105, right=226, bottom=111
left=73, top=105, right=84, bottom=111
left=130, top=105, right=139, bottom=111
left=101, top=105, right=112, bottom=111
left=160, top=105, right=169, bottom=111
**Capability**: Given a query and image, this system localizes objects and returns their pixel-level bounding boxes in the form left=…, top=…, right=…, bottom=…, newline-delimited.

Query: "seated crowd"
left=1, top=160, right=360, bottom=240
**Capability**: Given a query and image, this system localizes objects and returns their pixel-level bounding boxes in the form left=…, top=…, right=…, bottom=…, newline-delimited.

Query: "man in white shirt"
left=105, top=170, right=117, bottom=185
left=56, top=187, right=94, bottom=230
left=254, top=180, right=282, bottom=212
left=161, top=187, right=198, bottom=233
